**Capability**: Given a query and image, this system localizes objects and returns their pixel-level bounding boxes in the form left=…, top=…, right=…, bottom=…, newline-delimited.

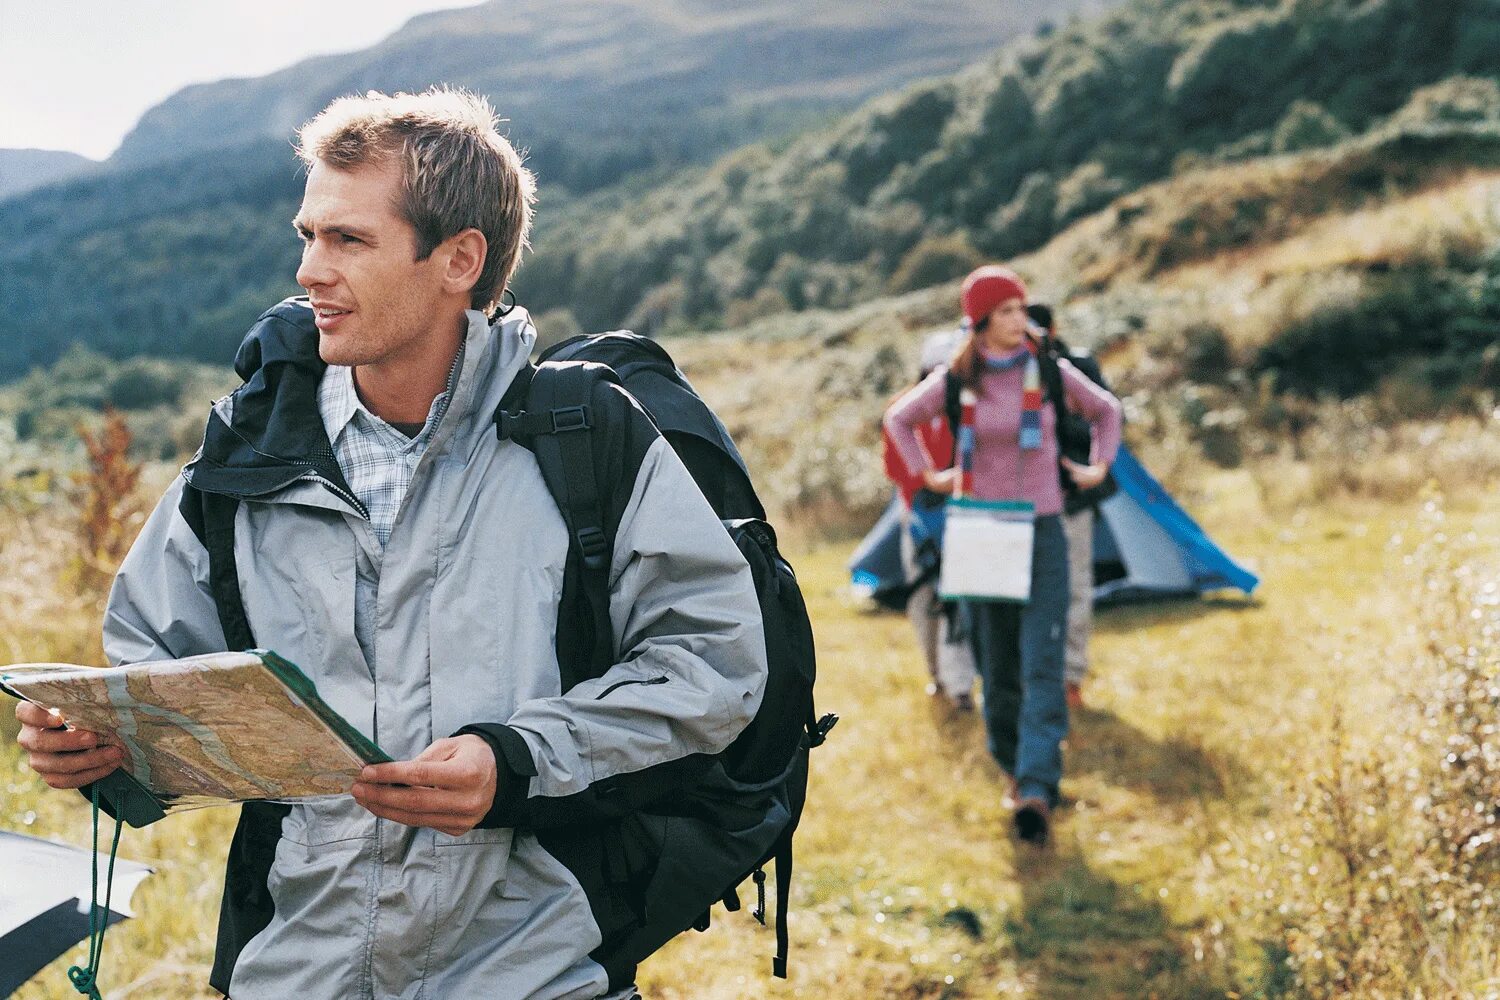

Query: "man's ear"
left=439, top=228, right=488, bottom=299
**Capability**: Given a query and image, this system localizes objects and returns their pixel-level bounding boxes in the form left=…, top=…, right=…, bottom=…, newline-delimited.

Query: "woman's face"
left=980, top=297, right=1029, bottom=353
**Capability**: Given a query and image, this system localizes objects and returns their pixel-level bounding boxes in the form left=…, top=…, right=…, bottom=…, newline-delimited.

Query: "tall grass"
left=1236, top=489, right=1500, bottom=997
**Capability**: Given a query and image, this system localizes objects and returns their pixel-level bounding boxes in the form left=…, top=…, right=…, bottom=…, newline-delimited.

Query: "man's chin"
left=318, top=335, right=358, bottom=367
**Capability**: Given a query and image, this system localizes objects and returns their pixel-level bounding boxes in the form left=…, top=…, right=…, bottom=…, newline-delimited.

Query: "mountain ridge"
left=108, top=0, right=1093, bottom=184
left=0, top=149, right=98, bottom=200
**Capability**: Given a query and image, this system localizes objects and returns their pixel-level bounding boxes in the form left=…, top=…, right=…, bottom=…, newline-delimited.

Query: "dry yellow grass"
left=4, top=473, right=1497, bottom=998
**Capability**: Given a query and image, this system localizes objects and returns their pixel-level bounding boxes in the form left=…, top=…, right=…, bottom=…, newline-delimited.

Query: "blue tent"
left=850, top=444, right=1258, bottom=606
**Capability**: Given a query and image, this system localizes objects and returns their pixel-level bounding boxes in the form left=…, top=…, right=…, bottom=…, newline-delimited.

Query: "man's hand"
left=15, top=701, right=125, bottom=789
left=1060, top=457, right=1110, bottom=491
left=351, top=735, right=498, bottom=836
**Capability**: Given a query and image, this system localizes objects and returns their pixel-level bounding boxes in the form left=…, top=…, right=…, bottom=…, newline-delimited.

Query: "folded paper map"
left=0, top=650, right=390, bottom=820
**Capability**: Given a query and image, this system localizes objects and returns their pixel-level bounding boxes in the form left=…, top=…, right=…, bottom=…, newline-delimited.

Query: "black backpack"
left=493, top=333, right=835, bottom=985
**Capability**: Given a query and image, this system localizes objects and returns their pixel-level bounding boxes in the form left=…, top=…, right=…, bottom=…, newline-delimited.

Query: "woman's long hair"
left=949, top=316, right=989, bottom=389
left=950, top=313, right=1043, bottom=390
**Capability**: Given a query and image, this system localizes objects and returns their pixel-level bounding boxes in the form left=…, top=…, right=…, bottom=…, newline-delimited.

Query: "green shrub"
left=886, top=233, right=983, bottom=294
left=1255, top=257, right=1500, bottom=402
left=1271, top=100, right=1350, bottom=154
left=1181, top=323, right=1234, bottom=384
left=107, top=359, right=183, bottom=410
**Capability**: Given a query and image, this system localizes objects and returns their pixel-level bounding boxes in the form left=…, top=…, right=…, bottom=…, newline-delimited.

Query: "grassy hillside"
left=513, top=0, right=1499, bottom=333
left=0, top=0, right=1092, bottom=382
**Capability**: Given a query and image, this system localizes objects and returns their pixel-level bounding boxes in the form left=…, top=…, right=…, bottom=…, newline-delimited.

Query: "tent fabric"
left=849, top=444, right=1258, bottom=607
left=848, top=493, right=907, bottom=610
left=0, top=830, right=153, bottom=997
left=1093, top=445, right=1259, bottom=603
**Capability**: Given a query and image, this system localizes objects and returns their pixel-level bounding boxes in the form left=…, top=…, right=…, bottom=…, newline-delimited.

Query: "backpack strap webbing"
left=773, top=841, right=793, bottom=979
left=196, top=488, right=256, bottom=652
left=1032, top=333, right=1070, bottom=425
left=494, top=361, right=616, bottom=675
left=942, top=370, right=962, bottom=468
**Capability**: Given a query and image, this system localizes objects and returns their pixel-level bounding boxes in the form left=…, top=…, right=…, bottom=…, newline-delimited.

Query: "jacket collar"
left=183, top=297, right=534, bottom=501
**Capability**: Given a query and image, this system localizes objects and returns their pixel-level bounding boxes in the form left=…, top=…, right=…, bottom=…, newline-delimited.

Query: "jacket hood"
left=184, top=297, right=342, bottom=500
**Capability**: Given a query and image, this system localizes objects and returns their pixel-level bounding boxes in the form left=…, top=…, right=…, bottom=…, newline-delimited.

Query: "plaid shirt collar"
left=319, top=346, right=466, bottom=450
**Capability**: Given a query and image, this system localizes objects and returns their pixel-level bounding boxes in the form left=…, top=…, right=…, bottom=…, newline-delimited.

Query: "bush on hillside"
left=1271, top=100, right=1350, bottom=154
left=1255, top=256, right=1500, bottom=402
left=106, top=358, right=186, bottom=410
left=1179, top=323, right=1235, bottom=384
left=887, top=233, right=984, bottom=294
left=1387, top=75, right=1500, bottom=128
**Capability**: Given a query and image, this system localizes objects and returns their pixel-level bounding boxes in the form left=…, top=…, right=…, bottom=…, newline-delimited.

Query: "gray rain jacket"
left=101, top=300, right=767, bottom=999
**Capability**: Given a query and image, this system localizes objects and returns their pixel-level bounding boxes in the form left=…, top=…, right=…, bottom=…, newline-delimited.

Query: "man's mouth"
left=312, top=305, right=353, bottom=330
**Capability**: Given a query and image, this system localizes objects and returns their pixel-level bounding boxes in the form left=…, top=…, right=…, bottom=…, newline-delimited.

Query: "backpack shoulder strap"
left=942, top=370, right=963, bottom=468
left=495, top=360, right=621, bottom=677
left=179, top=484, right=255, bottom=652
left=1033, top=333, right=1069, bottom=419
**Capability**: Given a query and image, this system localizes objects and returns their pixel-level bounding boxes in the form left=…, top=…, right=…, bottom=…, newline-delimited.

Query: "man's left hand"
left=1060, top=458, right=1109, bottom=491
left=351, top=735, right=497, bottom=836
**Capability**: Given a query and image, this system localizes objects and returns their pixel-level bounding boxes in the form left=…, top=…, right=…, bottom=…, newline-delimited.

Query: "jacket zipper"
left=215, top=417, right=372, bottom=520
left=595, top=675, right=669, bottom=700
left=303, top=473, right=370, bottom=521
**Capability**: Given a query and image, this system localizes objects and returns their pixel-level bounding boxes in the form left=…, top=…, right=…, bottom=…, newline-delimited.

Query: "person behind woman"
left=881, top=328, right=978, bottom=709
left=1028, top=302, right=1117, bottom=712
left=883, top=265, right=1122, bottom=843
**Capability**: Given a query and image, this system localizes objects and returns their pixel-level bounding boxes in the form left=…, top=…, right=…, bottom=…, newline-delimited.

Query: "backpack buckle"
left=549, top=405, right=591, bottom=433
left=577, top=525, right=609, bottom=571
left=809, top=713, right=839, bottom=748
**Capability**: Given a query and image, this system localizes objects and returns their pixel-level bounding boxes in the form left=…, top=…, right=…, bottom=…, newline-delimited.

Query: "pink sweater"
left=883, top=355, right=1123, bottom=517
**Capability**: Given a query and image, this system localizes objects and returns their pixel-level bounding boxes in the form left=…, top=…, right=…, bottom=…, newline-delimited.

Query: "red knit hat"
left=960, top=265, right=1028, bottom=327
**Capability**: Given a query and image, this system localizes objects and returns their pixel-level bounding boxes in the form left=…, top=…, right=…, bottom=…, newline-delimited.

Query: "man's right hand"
left=15, top=701, right=124, bottom=789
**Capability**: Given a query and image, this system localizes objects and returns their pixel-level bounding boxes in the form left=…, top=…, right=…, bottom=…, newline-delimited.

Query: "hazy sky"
left=0, top=0, right=485, bottom=160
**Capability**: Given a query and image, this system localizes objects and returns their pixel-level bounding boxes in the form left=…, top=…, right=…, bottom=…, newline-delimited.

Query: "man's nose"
left=296, top=241, right=335, bottom=291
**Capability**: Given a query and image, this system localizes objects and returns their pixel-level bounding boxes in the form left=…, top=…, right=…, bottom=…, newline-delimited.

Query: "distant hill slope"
left=2, top=0, right=1496, bottom=382
left=512, top=0, right=1498, bottom=331
left=108, top=0, right=1098, bottom=192
left=0, top=149, right=96, bottom=200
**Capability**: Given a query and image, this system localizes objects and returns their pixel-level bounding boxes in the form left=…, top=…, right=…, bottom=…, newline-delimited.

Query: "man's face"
left=294, top=159, right=451, bottom=371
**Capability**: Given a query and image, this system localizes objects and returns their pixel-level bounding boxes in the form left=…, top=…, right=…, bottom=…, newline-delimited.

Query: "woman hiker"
left=883, top=265, right=1122, bottom=843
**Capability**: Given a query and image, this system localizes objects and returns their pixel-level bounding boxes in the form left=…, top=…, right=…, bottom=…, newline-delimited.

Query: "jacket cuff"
left=453, top=723, right=538, bottom=829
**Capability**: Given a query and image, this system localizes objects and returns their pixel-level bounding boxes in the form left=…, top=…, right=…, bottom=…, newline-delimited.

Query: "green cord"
left=67, top=785, right=124, bottom=1000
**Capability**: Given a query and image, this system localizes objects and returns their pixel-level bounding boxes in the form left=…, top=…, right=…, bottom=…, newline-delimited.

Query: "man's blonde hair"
left=297, top=87, right=536, bottom=312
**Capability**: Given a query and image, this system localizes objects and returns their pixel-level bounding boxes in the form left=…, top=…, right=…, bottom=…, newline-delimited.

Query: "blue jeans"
left=967, top=515, right=1069, bottom=806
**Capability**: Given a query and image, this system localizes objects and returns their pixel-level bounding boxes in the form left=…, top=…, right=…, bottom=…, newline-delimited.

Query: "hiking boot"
left=1065, top=682, right=1084, bottom=710
left=1014, top=797, right=1051, bottom=845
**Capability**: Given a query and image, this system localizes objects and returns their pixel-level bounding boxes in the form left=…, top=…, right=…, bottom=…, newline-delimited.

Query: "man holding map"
left=14, top=88, right=766, bottom=1000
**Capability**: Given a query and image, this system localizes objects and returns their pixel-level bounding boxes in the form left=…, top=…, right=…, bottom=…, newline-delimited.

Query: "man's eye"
left=338, top=233, right=362, bottom=245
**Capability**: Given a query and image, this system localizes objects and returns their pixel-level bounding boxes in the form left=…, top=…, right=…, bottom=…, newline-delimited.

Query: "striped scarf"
left=954, top=341, right=1042, bottom=498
